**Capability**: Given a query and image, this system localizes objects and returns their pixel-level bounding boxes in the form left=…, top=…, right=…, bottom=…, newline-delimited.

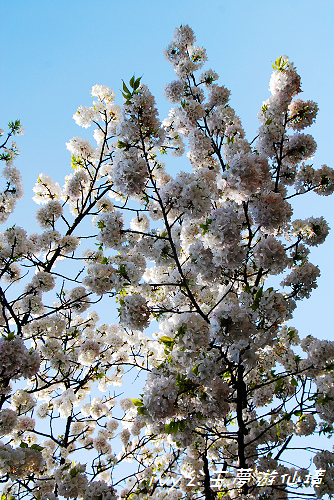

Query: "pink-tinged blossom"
left=164, top=80, right=186, bottom=103
left=73, top=105, right=99, bottom=128
left=0, top=166, right=24, bottom=223
left=119, top=84, right=164, bottom=148
left=0, top=337, right=40, bottom=382
left=83, top=481, right=117, bottom=500
left=111, top=147, right=148, bottom=196
left=67, top=286, right=91, bottom=313
left=313, top=451, right=334, bottom=497
left=253, top=235, right=289, bottom=274
left=63, top=169, right=89, bottom=199
left=207, top=84, right=231, bottom=107
left=35, top=200, right=63, bottom=229
left=258, top=289, right=296, bottom=324
left=59, top=235, right=80, bottom=254
left=119, top=294, right=150, bottom=331
left=292, top=216, right=329, bottom=246
left=283, top=133, right=317, bottom=164
left=269, top=58, right=301, bottom=98
left=93, top=432, right=111, bottom=455
left=32, top=173, right=62, bottom=204
left=200, top=68, right=219, bottom=86
left=91, top=84, right=115, bottom=103
left=288, top=99, right=318, bottom=130
left=66, top=137, right=97, bottom=162
left=223, top=152, right=270, bottom=199
left=160, top=171, right=212, bottom=217
left=54, top=464, right=88, bottom=498
left=78, top=339, right=101, bottom=365
left=295, top=414, right=316, bottom=436
left=187, top=130, right=213, bottom=168
left=204, top=204, right=243, bottom=247
left=314, top=164, right=334, bottom=195
left=96, top=212, right=125, bottom=249
left=16, top=416, right=35, bottom=432
left=31, top=271, right=55, bottom=292
left=251, top=192, right=293, bottom=232
left=0, top=443, right=45, bottom=478
left=281, top=262, right=320, bottom=299
left=0, top=409, right=18, bottom=436
left=10, top=390, right=36, bottom=413
left=83, top=262, right=116, bottom=295
left=1, top=226, right=30, bottom=257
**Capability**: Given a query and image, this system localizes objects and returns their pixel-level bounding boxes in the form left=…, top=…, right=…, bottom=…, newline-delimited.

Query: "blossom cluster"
left=0, top=24, right=333, bottom=500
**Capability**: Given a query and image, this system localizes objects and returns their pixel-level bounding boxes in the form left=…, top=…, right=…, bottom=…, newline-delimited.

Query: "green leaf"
left=274, top=378, right=283, bottom=395
left=130, top=398, right=144, bottom=406
left=164, top=421, right=180, bottom=434
left=160, top=336, right=175, bottom=348
left=31, top=444, right=44, bottom=451
left=272, top=56, right=288, bottom=71
left=70, top=466, right=79, bottom=478
left=178, top=420, right=186, bottom=431
left=8, top=119, right=21, bottom=134
left=319, top=424, right=333, bottom=436
left=176, top=325, right=186, bottom=337
left=134, top=77, right=141, bottom=90
left=252, top=286, right=263, bottom=311
left=204, top=75, right=215, bottom=85
left=122, top=81, right=130, bottom=94
left=137, top=406, right=146, bottom=415
left=117, top=263, right=129, bottom=278
left=199, top=218, right=212, bottom=235
left=20, top=441, right=28, bottom=448
left=286, top=327, right=295, bottom=342
left=121, top=77, right=141, bottom=102
left=71, top=155, right=84, bottom=170
left=291, top=378, right=298, bottom=387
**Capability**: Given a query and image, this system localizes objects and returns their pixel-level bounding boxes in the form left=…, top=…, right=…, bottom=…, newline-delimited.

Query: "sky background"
left=1, top=0, right=334, bottom=474
left=2, top=0, right=333, bottom=336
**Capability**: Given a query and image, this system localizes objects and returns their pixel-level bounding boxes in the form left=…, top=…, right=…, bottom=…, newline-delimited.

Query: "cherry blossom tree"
left=1, top=25, right=334, bottom=500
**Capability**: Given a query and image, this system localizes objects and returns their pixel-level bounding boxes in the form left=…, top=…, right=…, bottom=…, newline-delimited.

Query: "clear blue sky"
left=1, top=0, right=334, bottom=337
